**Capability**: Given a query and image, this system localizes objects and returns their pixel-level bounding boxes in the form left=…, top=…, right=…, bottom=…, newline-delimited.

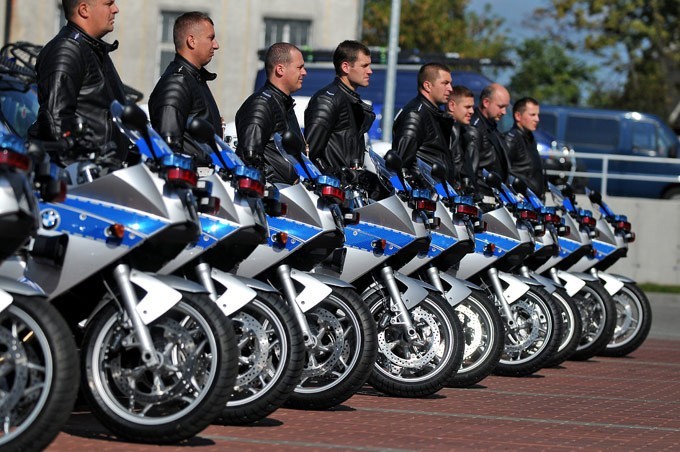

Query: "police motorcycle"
left=490, top=177, right=582, bottom=368
left=20, top=102, right=239, bottom=444
left=454, top=171, right=562, bottom=377
left=235, top=131, right=378, bottom=410
left=537, top=183, right=617, bottom=361
left=567, top=189, right=651, bottom=357
left=325, top=149, right=464, bottom=397
left=397, top=160, right=504, bottom=388
left=157, top=119, right=306, bottom=424
left=0, top=124, right=79, bottom=451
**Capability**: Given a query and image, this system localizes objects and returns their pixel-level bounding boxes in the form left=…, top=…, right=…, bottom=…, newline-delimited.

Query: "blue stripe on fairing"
left=557, top=237, right=583, bottom=259
left=40, top=202, right=143, bottom=247
left=265, top=215, right=323, bottom=251
left=426, top=231, right=458, bottom=258
left=474, top=231, right=521, bottom=257
left=591, top=239, right=617, bottom=261
left=56, top=196, right=168, bottom=236
left=344, top=221, right=416, bottom=256
left=186, top=214, right=241, bottom=250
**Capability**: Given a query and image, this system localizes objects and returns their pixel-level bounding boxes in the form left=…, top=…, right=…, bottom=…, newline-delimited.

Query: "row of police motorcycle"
left=0, top=100, right=651, bottom=449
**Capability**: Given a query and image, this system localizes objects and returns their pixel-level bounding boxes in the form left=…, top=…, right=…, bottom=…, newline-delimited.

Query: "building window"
left=158, top=11, right=184, bottom=76
left=263, top=18, right=311, bottom=47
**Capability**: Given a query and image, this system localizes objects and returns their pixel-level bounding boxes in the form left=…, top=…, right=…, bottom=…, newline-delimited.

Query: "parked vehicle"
left=537, top=105, right=680, bottom=199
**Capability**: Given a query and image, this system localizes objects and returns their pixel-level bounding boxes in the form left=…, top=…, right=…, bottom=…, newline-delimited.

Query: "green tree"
left=508, top=38, right=595, bottom=105
left=362, top=0, right=512, bottom=68
left=535, top=0, right=680, bottom=122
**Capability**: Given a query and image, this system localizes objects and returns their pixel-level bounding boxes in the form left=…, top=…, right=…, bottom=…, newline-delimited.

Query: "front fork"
left=380, top=265, right=419, bottom=342
left=276, top=264, right=322, bottom=349
left=487, top=267, right=517, bottom=328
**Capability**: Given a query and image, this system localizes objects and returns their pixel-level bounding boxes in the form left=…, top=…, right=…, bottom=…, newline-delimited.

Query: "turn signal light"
left=321, top=185, right=345, bottom=203
left=415, top=199, right=437, bottom=212
left=0, top=149, right=30, bottom=172
left=544, top=213, right=561, bottom=224
left=238, top=177, right=265, bottom=197
left=166, top=168, right=198, bottom=187
left=107, top=223, right=125, bottom=239
left=372, top=239, right=387, bottom=251
left=615, top=220, right=631, bottom=231
left=519, top=210, right=538, bottom=221
left=483, top=243, right=496, bottom=256
left=455, top=204, right=479, bottom=217
left=272, top=232, right=288, bottom=245
left=581, top=216, right=597, bottom=227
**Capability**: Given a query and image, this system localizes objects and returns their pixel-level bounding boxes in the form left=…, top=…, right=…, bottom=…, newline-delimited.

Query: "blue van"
left=537, top=105, right=680, bottom=199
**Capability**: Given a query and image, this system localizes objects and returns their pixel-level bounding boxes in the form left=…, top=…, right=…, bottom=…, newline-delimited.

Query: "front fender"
left=151, top=273, right=209, bottom=294
left=497, top=271, right=531, bottom=304
left=211, top=269, right=258, bottom=316
left=593, top=270, right=625, bottom=295
left=437, top=272, right=472, bottom=307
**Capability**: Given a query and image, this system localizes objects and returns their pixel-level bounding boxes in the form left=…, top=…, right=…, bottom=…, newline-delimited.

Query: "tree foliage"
left=362, top=0, right=511, bottom=62
left=535, top=0, right=680, bottom=123
left=508, top=38, right=594, bottom=105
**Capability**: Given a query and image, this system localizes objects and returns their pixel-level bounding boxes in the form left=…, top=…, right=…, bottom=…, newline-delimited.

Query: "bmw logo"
left=41, top=209, right=60, bottom=229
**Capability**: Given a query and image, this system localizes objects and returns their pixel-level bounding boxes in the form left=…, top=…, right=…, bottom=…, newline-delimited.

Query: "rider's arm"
left=304, top=93, right=337, bottom=171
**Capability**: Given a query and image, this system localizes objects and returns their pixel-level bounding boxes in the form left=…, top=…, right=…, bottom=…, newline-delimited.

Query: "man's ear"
left=186, top=34, right=196, bottom=50
left=274, top=63, right=285, bottom=78
left=422, top=81, right=432, bottom=94
left=77, top=1, right=90, bottom=19
left=341, top=61, right=351, bottom=76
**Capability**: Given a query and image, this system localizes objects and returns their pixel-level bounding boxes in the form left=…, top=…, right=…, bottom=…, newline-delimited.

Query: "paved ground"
left=47, top=293, right=680, bottom=451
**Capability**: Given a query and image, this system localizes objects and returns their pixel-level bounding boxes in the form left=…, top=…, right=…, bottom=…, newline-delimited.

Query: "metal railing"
left=543, top=150, right=680, bottom=197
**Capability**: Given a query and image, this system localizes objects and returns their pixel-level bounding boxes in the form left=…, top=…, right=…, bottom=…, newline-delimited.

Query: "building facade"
left=2, top=0, right=361, bottom=121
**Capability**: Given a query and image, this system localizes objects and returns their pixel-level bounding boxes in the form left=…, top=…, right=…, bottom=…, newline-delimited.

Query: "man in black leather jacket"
left=304, top=40, right=376, bottom=178
left=235, top=43, right=307, bottom=184
left=392, top=62, right=454, bottom=186
left=446, top=85, right=480, bottom=192
left=31, top=0, right=126, bottom=165
left=148, top=12, right=221, bottom=166
left=504, top=97, right=545, bottom=197
left=468, top=83, right=512, bottom=196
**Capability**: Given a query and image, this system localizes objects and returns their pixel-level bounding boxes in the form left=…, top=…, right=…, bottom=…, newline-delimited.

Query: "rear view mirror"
left=430, top=162, right=447, bottom=182
left=485, top=171, right=503, bottom=189
left=186, top=117, right=216, bottom=144
left=281, top=130, right=305, bottom=154
left=120, top=103, right=149, bottom=133
left=588, top=189, right=603, bottom=205
left=383, top=150, right=403, bottom=173
left=511, top=177, right=527, bottom=195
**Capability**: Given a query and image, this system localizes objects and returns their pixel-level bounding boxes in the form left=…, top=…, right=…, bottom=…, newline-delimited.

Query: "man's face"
left=448, top=95, right=475, bottom=124
left=483, top=88, right=510, bottom=122
left=345, top=52, right=372, bottom=90
left=193, top=20, right=219, bottom=68
left=429, top=70, right=453, bottom=105
left=87, top=0, right=119, bottom=38
left=516, top=102, right=540, bottom=132
left=281, top=49, right=307, bottom=94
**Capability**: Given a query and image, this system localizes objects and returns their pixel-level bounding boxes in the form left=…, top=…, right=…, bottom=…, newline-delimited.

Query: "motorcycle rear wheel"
left=286, top=286, right=377, bottom=410
left=81, top=292, right=237, bottom=444
left=366, top=288, right=464, bottom=398
left=0, top=296, right=79, bottom=452
left=600, top=282, right=652, bottom=357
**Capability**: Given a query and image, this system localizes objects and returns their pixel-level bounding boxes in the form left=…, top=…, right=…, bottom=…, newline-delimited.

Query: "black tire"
left=600, top=282, right=652, bottom=357
left=81, top=292, right=238, bottom=444
left=220, top=290, right=305, bottom=424
left=366, top=287, right=464, bottom=397
left=286, top=286, right=377, bottom=410
left=543, top=288, right=583, bottom=368
left=447, top=289, right=504, bottom=387
left=493, top=286, right=562, bottom=377
left=570, top=280, right=617, bottom=361
left=0, top=296, right=79, bottom=452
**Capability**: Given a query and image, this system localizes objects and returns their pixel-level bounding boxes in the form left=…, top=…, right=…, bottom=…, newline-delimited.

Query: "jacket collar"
left=417, top=93, right=446, bottom=117
left=172, top=54, right=217, bottom=81
left=66, top=22, right=118, bottom=55
left=474, top=106, right=497, bottom=130
left=512, top=123, right=534, bottom=140
left=264, top=81, right=295, bottom=110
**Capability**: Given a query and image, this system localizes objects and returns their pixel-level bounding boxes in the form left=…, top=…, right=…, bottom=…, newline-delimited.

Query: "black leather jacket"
left=392, top=93, right=455, bottom=185
left=469, top=107, right=511, bottom=194
left=148, top=54, right=221, bottom=165
left=504, top=124, right=545, bottom=196
left=304, top=78, right=375, bottom=177
left=235, top=82, right=302, bottom=184
left=32, top=22, right=126, bottom=163
left=451, top=122, right=481, bottom=192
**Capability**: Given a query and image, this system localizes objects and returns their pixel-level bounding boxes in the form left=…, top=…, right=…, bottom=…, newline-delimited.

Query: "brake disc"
left=504, top=300, right=542, bottom=354
left=377, top=306, right=440, bottom=370
left=231, top=311, right=270, bottom=387
left=107, top=317, right=199, bottom=406
left=456, top=304, right=483, bottom=360
left=302, top=307, right=346, bottom=378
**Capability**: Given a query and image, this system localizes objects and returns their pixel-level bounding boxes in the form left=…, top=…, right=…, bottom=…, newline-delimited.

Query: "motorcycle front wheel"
left=543, top=288, right=582, bottom=368
left=0, top=296, right=79, bottom=452
left=446, top=289, right=504, bottom=388
left=366, top=288, right=464, bottom=398
left=220, top=289, right=305, bottom=424
left=81, top=292, right=237, bottom=444
left=286, top=286, right=377, bottom=410
left=570, top=280, right=616, bottom=361
left=493, top=286, right=562, bottom=377
left=600, top=282, right=652, bottom=357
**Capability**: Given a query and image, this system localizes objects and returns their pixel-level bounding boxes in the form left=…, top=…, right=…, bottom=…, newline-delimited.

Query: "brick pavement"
left=48, top=337, right=680, bottom=451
